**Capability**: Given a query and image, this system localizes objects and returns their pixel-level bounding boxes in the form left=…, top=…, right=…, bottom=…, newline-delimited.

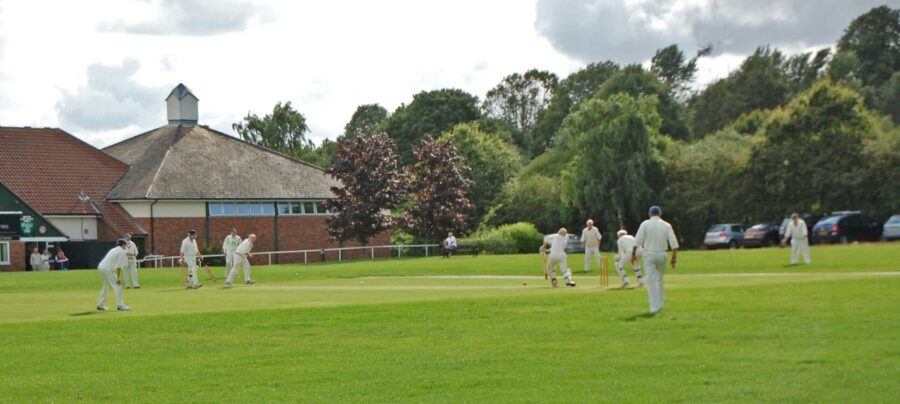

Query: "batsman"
left=542, top=228, right=576, bottom=288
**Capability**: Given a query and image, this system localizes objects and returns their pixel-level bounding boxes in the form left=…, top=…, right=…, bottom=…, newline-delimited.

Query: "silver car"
left=704, top=223, right=745, bottom=249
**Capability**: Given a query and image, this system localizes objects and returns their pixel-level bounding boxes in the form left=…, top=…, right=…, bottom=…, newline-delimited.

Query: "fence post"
left=268, top=253, right=272, bottom=266
left=425, top=245, right=429, bottom=257
left=304, top=251, right=308, bottom=264
left=371, top=247, right=374, bottom=259
left=339, top=249, right=342, bottom=262
left=399, top=246, right=402, bottom=258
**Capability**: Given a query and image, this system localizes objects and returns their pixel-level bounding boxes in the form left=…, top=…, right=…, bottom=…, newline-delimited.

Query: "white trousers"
left=224, top=250, right=235, bottom=277
left=642, top=251, right=667, bottom=313
left=122, top=260, right=139, bottom=287
left=615, top=253, right=643, bottom=284
left=186, top=258, right=200, bottom=287
left=790, top=239, right=811, bottom=264
left=226, top=253, right=251, bottom=284
left=97, top=267, right=124, bottom=308
left=547, top=253, right=572, bottom=282
left=584, top=246, right=601, bottom=272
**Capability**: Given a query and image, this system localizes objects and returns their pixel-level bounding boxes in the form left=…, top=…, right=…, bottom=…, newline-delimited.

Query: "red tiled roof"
left=0, top=127, right=146, bottom=235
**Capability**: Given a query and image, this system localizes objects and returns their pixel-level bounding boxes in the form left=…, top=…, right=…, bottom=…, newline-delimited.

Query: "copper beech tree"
left=401, top=136, right=473, bottom=241
left=323, top=133, right=405, bottom=245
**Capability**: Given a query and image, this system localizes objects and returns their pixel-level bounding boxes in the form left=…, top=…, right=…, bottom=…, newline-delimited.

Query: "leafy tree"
left=402, top=136, right=473, bottom=241
left=874, top=72, right=900, bottom=123
left=561, top=92, right=667, bottom=236
left=323, top=133, right=405, bottom=245
left=380, top=89, right=480, bottom=164
left=861, top=116, right=900, bottom=218
left=690, top=47, right=789, bottom=137
left=836, top=5, right=900, bottom=88
left=650, top=44, right=711, bottom=100
left=532, top=62, right=619, bottom=156
left=783, top=48, right=831, bottom=97
left=598, top=65, right=689, bottom=140
left=344, top=104, right=388, bottom=138
left=233, top=101, right=318, bottom=160
left=305, top=138, right=338, bottom=168
left=481, top=69, right=559, bottom=154
left=439, top=122, right=523, bottom=226
left=744, top=80, right=874, bottom=219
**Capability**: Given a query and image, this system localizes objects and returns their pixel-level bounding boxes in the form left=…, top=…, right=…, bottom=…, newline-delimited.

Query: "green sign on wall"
left=20, top=215, right=34, bottom=237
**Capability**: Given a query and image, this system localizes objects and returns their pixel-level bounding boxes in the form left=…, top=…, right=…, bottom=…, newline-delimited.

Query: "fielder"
left=96, top=239, right=131, bottom=311
left=179, top=229, right=204, bottom=289
left=542, top=228, right=576, bottom=288
left=781, top=213, right=811, bottom=265
left=633, top=206, right=678, bottom=315
left=615, top=229, right=644, bottom=288
left=226, top=234, right=257, bottom=287
left=581, top=219, right=602, bottom=273
left=222, top=228, right=242, bottom=278
left=122, top=233, right=140, bottom=289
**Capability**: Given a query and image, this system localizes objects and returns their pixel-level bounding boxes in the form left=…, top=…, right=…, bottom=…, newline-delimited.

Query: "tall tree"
left=533, top=62, right=619, bottom=155
left=650, top=44, right=711, bottom=100
left=380, top=89, right=480, bottom=165
left=783, top=48, right=831, bottom=97
left=598, top=64, right=689, bottom=140
left=561, top=92, right=666, bottom=235
left=233, top=102, right=317, bottom=160
left=402, top=136, right=473, bottom=241
left=344, top=104, right=388, bottom=138
left=323, top=133, right=405, bottom=245
left=439, top=122, right=523, bottom=226
left=836, top=5, right=900, bottom=88
left=481, top=69, right=559, bottom=155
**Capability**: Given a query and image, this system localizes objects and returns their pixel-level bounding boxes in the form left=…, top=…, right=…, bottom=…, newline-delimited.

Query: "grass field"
left=1, top=243, right=898, bottom=403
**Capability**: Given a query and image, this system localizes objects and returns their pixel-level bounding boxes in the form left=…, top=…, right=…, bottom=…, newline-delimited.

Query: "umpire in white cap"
left=632, top=206, right=678, bottom=315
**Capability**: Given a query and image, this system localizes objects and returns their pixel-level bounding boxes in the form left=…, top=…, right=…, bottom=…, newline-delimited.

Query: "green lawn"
left=0, top=243, right=898, bottom=403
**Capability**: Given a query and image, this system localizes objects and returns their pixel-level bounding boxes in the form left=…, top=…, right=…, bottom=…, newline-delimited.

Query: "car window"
left=731, top=225, right=743, bottom=232
left=847, top=215, right=867, bottom=227
left=708, top=225, right=725, bottom=232
left=889, top=215, right=900, bottom=224
left=817, top=216, right=840, bottom=225
left=749, top=224, right=767, bottom=230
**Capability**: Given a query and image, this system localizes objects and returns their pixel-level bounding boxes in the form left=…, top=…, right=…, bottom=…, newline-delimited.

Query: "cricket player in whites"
left=781, top=213, right=811, bottom=265
left=222, top=227, right=242, bottom=278
left=226, top=234, right=257, bottom=287
left=633, top=206, right=678, bottom=315
left=543, top=228, right=576, bottom=288
left=122, top=233, right=140, bottom=289
left=179, top=229, right=204, bottom=289
left=96, top=239, right=131, bottom=311
left=615, top=229, right=644, bottom=288
left=581, top=219, right=602, bottom=273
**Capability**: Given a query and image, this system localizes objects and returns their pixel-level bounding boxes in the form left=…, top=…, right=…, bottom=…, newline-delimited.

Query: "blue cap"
left=649, top=206, right=662, bottom=215
left=116, top=238, right=128, bottom=246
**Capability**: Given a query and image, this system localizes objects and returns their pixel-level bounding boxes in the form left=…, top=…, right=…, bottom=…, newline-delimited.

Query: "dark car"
left=741, top=223, right=780, bottom=248
left=778, top=213, right=824, bottom=241
left=811, top=211, right=881, bottom=244
left=704, top=223, right=745, bottom=249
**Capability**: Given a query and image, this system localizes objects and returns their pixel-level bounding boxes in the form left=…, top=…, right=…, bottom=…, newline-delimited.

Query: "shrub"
left=474, top=222, right=543, bottom=254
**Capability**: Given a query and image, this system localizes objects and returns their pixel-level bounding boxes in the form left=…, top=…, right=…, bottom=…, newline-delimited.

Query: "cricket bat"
left=200, top=257, right=216, bottom=281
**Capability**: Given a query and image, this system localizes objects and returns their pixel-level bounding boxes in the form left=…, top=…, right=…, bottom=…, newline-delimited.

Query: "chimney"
left=165, top=83, right=199, bottom=126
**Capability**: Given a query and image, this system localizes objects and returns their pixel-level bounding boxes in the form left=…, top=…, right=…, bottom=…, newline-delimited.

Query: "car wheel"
left=729, top=240, right=738, bottom=249
left=839, top=236, right=849, bottom=244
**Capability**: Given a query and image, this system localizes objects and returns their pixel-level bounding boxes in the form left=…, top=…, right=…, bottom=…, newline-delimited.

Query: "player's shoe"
left=194, top=284, right=203, bottom=289
left=225, top=281, right=233, bottom=288
left=117, top=305, right=131, bottom=311
left=551, top=279, right=558, bottom=288
left=620, top=282, right=630, bottom=289
left=566, top=281, right=576, bottom=287
left=96, top=306, right=108, bottom=311
left=245, top=280, right=256, bottom=285
left=134, top=286, right=140, bottom=289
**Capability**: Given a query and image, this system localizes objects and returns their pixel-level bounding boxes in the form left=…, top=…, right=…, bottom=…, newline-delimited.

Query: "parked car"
left=704, top=224, right=745, bottom=249
left=810, top=211, right=881, bottom=244
left=543, top=234, right=585, bottom=253
left=778, top=213, right=824, bottom=241
left=882, top=214, right=900, bottom=241
left=741, top=223, right=780, bottom=248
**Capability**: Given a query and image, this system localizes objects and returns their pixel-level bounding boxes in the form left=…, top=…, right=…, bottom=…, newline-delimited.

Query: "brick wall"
left=1, top=241, right=27, bottom=271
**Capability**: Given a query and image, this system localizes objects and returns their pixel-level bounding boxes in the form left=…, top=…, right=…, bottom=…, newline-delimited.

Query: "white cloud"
left=98, top=0, right=274, bottom=36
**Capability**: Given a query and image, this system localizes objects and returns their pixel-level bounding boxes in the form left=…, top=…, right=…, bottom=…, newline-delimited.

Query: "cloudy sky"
left=0, top=0, right=891, bottom=147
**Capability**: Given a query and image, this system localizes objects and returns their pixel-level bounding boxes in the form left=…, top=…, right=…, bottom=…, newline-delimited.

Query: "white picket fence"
left=140, top=244, right=441, bottom=268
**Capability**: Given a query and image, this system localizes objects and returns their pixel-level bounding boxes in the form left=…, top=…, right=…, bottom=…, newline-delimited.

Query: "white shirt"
left=545, top=234, right=568, bottom=255
left=581, top=227, right=602, bottom=248
left=30, top=252, right=42, bottom=268
left=235, top=238, right=253, bottom=255
left=98, top=246, right=128, bottom=271
left=180, top=237, right=199, bottom=257
left=634, top=216, right=679, bottom=253
left=444, top=236, right=457, bottom=248
left=126, top=240, right=139, bottom=261
left=784, top=219, right=807, bottom=240
left=223, top=234, right=242, bottom=253
left=617, top=235, right=638, bottom=257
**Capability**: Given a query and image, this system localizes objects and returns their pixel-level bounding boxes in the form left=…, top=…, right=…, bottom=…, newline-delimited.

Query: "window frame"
left=0, top=241, right=9, bottom=265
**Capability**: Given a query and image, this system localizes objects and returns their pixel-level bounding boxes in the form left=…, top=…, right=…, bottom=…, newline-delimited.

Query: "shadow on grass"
left=622, top=312, right=659, bottom=322
left=71, top=311, right=102, bottom=317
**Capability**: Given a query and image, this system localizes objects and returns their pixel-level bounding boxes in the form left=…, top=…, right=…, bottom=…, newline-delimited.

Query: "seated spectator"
left=443, top=231, right=458, bottom=258
left=56, top=249, right=69, bottom=271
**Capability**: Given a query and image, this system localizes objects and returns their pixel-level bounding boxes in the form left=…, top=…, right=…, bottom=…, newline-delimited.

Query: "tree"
left=560, top=92, right=667, bottom=236
left=344, top=104, right=388, bottom=138
left=439, top=122, right=523, bottom=226
left=783, top=48, right=831, bottom=98
left=874, top=72, right=900, bottom=123
left=532, top=62, right=619, bottom=155
left=380, top=89, right=480, bottom=164
left=598, top=64, right=689, bottom=140
left=305, top=138, right=338, bottom=168
left=481, top=69, right=559, bottom=155
left=233, top=102, right=317, bottom=161
left=402, top=136, right=473, bottom=241
left=690, top=47, right=789, bottom=137
left=322, top=133, right=405, bottom=245
left=650, top=44, right=711, bottom=100
left=836, top=6, right=900, bottom=88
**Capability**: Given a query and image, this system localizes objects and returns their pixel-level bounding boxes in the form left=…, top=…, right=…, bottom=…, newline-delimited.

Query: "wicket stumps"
left=599, top=257, right=609, bottom=288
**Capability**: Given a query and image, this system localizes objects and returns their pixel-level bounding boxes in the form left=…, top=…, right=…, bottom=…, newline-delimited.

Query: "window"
left=278, top=203, right=291, bottom=215
left=209, top=203, right=223, bottom=216
left=303, top=202, right=316, bottom=215
left=235, top=203, right=249, bottom=216
left=248, top=203, right=261, bottom=216
left=262, top=203, right=275, bottom=216
left=291, top=202, right=302, bottom=215
left=222, top=203, right=235, bottom=216
left=316, top=202, right=327, bottom=215
left=0, top=242, right=8, bottom=265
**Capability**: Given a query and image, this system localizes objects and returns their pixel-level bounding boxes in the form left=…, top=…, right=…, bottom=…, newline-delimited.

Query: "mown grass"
left=0, top=243, right=897, bottom=403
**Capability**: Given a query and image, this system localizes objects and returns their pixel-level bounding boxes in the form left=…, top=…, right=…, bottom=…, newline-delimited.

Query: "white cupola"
left=165, top=83, right=199, bottom=126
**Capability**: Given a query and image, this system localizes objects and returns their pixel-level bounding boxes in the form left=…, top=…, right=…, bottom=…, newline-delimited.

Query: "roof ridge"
left=145, top=126, right=183, bottom=198
left=200, top=125, right=326, bottom=171
left=103, top=125, right=169, bottom=150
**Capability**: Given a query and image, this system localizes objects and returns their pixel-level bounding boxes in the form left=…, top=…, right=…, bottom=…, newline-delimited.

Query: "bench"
left=443, top=241, right=480, bottom=257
